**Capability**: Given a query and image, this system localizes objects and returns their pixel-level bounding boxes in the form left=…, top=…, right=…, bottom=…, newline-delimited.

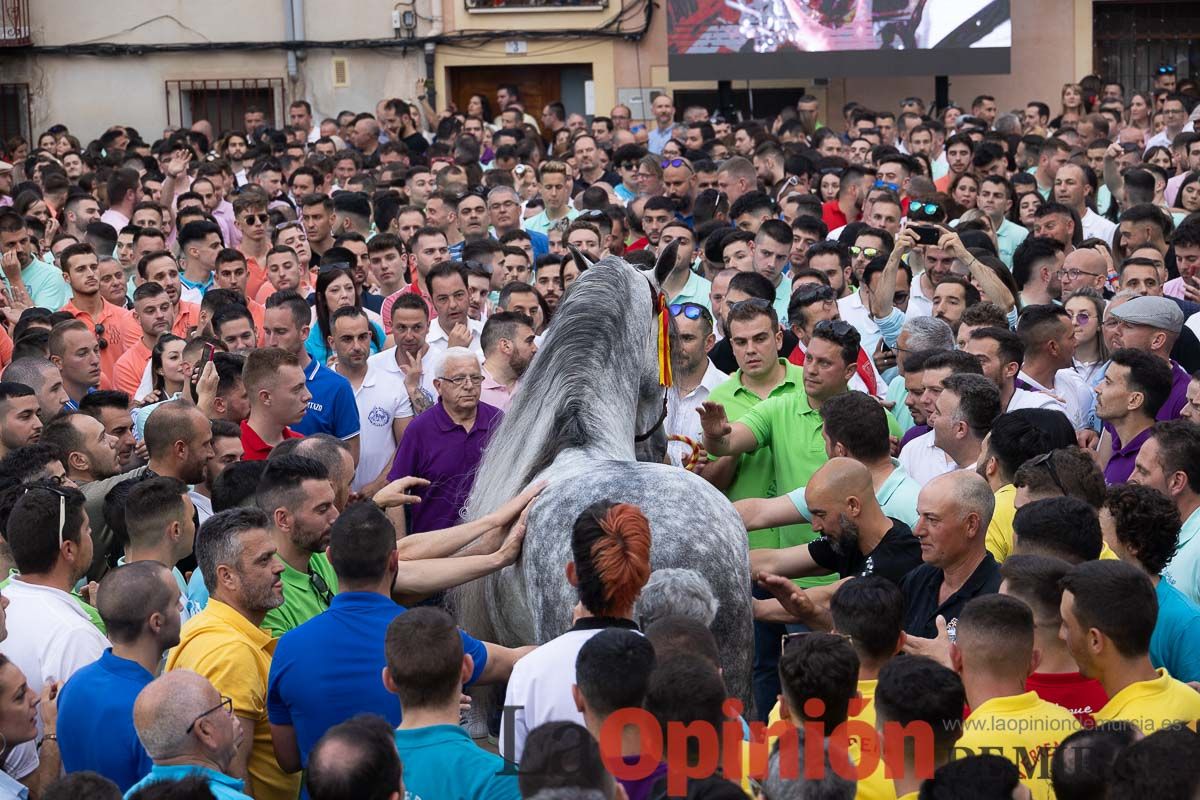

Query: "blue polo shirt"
left=124, top=765, right=251, bottom=800
left=266, top=592, right=488, bottom=767
left=293, top=351, right=361, bottom=440
left=1150, top=578, right=1200, bottom=683
left=58, top=649, right=154, bottom=791
left=394, top=724, right=520, bottom=800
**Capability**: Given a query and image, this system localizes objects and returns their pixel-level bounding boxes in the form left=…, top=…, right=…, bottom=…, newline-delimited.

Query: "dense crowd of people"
left=1, top=66, right=1200, bottom=799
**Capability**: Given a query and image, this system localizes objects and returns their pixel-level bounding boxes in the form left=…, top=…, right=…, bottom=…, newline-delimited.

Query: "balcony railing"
left=465, top=0, right=608, bottom=12
left=0, top=0, right=30, bottom=47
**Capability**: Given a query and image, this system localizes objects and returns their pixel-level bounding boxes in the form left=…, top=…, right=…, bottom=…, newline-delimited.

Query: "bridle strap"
left=634, top=390, right=669, bottom=442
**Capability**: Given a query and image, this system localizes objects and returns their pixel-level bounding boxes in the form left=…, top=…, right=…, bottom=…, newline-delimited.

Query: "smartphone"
left=197, top=343, right=215, bottom=376
left=912, top=225, right=941, bottom=246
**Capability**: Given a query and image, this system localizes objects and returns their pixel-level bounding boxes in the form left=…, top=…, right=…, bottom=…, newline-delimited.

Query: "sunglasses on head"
left=1158, top=65, right=1177, bottom=75
left=669, top=302, right=713, bottom=323
left=661, top=159, right=688, bottom=169
left=874, top=179, right=899, bottom=192
left=1026, top=451, right=1067, bottom=495
left=319, top=261, right=352, bottom=274
left=793, top=284, right=836, bottom=304
left=910, top=202, right=941, bottom=215
left=814, top=319, right=854, bottom=338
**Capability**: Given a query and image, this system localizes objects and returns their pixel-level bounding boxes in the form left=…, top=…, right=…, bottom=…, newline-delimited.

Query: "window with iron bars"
left=165, top=78, right=285, bottom=136
left=1095, top=2, right=1200, bottom=93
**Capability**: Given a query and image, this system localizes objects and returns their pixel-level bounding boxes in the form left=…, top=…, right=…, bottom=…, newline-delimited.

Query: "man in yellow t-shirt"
left=166, top=507, right=300, bottom=800
left=1061, top=560, right=1200, bottom=733
left=950, top=594, right=1079, bottom=800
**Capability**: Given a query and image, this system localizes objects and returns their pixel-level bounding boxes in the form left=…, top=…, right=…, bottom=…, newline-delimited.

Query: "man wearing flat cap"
left=1109, top=295, right=1191, bottom=420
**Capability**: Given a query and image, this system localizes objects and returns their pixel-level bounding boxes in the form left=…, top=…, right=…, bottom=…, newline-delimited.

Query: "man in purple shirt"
left=388, top=346, right=501, bottom=532
left=1110, top=295, right=1191, bottom=420
left=1096, top=347, right=1174, bottom=484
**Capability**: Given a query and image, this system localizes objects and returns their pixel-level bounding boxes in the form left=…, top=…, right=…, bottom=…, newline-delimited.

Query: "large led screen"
left=668, top=0, right=1012, bottom=80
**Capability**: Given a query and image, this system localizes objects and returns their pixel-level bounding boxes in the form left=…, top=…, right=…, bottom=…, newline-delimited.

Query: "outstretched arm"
left=699, top=401, right=760, bottom=457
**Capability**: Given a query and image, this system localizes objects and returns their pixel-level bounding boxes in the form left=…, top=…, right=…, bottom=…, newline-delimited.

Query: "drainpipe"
left=283, top=0, right=297, bottom=78
left=292, top=0, right=307, bottom=69
left=424, top=0, right=442, bottom=105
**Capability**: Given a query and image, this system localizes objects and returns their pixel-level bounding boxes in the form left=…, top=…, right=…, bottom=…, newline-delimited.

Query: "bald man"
left=128, top=670, right=250, bottom=798
left=752, top=458, right=923, bottom=628
left=1059, top=248, right=1108, bottom=297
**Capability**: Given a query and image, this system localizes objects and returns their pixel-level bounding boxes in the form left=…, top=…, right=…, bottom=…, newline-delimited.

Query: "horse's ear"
left=652, top=240, right=679, bottom=287
left=566, top=244, right=593, bottom=273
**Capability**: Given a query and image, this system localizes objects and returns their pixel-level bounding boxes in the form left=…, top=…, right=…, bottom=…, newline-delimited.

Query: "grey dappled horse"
left=458, top=249, right=753, bottom=707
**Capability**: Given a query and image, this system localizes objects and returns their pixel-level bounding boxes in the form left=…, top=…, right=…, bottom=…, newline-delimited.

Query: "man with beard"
left=166, top=507, right=299, bottom=800
left=572, top=135, right=619, bottom=193
left=0, top=382, right=42, bottom=459
left=750, top=457, right=922, bottom=630
left=255, top=455, right=340, bottom=637
left=665, top=303, right=725, bottom=470
left=79, top=390, right=138, bottom=470
left=661, top=157, right=698, bottom=224
left=114, top=282, right=175, bottom=396
left=371, top=294, right=438, bottom=418
left=0, top=210, right=71, bottom=310
left=39, top=411, right=120, bottom=486
left=2, top=358, right=69, bottom=423
left=188, top=419, right=244, bottom=525
left=479, top=311, right=537, bottom=414
left=331, top=308, right=412, bottom=496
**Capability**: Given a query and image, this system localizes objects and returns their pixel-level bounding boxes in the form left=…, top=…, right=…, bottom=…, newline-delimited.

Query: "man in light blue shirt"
left=647, top=94, right=677, bottom=155
left=0, top=211, right=70, bottom=310
left=1136, top=421, right=1200, bottom=605
left=660, top=222, right=712, bottom=312
left=126, top=671, right=252, bottom=800
left=976, top=175, right=1029, bottom=268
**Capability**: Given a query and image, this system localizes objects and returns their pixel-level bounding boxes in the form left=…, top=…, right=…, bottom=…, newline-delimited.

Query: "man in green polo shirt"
left=256, top=454, right=340, bottom=636
left=705, top=297, right=806, bottom=551
left=702, top=319, right=867, bottom=557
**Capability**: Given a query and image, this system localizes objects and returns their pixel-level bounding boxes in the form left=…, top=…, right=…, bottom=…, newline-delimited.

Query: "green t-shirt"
left=706, top=361, right=808, bottom=551
left=262, top=552, right=339, bottom=637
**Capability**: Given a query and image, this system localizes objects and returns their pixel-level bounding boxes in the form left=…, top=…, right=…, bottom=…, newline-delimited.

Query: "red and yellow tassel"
left=655, top=291, right=673, bottom=387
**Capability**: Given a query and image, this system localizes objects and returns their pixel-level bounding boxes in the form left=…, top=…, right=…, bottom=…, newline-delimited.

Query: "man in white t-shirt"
left=330, top=308, right=413, bottom=495
left=962, top=326, right=1069, bottom=416
left=0, top=484, right=110, bottom=782
left=1016, top=304, right=1096, bottom=430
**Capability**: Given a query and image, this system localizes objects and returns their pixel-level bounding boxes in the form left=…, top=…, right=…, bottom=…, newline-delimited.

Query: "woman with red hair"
left=500, top=500, right=654, bottom=762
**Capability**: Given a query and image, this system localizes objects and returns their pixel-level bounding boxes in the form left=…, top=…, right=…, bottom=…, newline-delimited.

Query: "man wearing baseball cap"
left=1110, top=295, right=1191, bottom=420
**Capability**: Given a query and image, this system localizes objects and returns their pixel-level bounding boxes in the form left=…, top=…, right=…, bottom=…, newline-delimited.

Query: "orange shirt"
left=0, top=324, right=12, bottom=371
left=113, top=337, right=153, bottom=397
left=255, top=281, right=312, bottom=306
left=61, top=298, right=142, bottom=384
left=173, top=300, right=201, bottom=338
left=934, top=173, right=954, bottom=193
left=243, top=255, right=268, bottom=299
left=247, top=298, right=267, bottom=346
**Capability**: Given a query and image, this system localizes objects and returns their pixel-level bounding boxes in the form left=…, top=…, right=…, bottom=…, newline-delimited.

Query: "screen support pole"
left=935, top=75, right=950, bottom=112
left=718, top=80, right=734, bottom=121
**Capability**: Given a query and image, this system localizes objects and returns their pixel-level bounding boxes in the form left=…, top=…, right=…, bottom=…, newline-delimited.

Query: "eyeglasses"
left=660, top=159, right=688, bottom=169
left=1025, top=451, right=1067, bottom=496
left=440, top=374, right=485, bottom=387
left=793, top=284, right=836, bottom=304
left=1066, top=310, right=1092, bottom=325
left=813, top=319, right=854, bottom=338
left=1060, top=268, right=1102, bottom=282
left=873, top=179, right=899, bottom=192
left=669, top=302, right=713, bottom=323
left=309, top=571, right=334, bottom=607
left=850, top=246, right=881, bottom=258
left=241, top=213, right=270, bottom=224
left=93, top=322, right=107, bottom=350
left=185, top=696, right=234, bottom=734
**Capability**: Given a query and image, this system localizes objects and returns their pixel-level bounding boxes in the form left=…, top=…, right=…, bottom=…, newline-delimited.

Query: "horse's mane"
left=465, top=258, right=652, bottom=519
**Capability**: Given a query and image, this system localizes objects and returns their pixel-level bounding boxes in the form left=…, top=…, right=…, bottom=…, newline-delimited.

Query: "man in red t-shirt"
left=240, top=347, right=308, bottom=461
left=821, top=164, right=873, bottom=233
left=1000, top=555, right=1108, bottom=725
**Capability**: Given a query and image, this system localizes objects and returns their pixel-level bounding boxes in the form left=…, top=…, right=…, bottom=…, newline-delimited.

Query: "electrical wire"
left=9, top=0, right=654, bottom=55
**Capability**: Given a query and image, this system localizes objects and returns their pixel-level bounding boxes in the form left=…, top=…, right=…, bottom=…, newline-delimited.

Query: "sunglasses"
left=894, top=291, right=910, bottom=303
left=1158, top=65, right=1177, bottom=75
left=850, top=246, right=881, bottom=258
left=873, top=179, right=899, bottom=192
left=1066, top=310, right=1091, bottom=326
left=660, top=159, right=688, bottom=169
left=1025, top=451, right=1067, bottom=495
left=241, top=213, right=270, bottom=224
left=814, top=319, right=854, bottom=338
left=24, top=484, right=72, bottom=550
left=310, top=571, right=334, bottom=607
left=319, top=261, right=352, bottom=274
left=793, top=284, right=836, bottom=304
left=727, top=298, right=772, bottom=313
left=669, top=302, right=713, bottom=323
left=618, top=161, right=639, bottom=170
left=94, top=322, right=107, bottom=350
left=910, top=202, right=941, bottom=215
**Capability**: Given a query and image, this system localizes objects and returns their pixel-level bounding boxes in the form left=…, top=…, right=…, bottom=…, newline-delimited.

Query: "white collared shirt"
left=425, top=316, right=484, bottom=367
left=1007, top=386, right=1069, bottom=416
left=1018, top=369, right=1094, bottom=430
left=897, top=429, right=957, bottom=486
left=368, top=346, right=438, bottom=409
left=0, top=579, right=110, bottom=778
left=339, top=363, right=414, bottom=491
left=666, top=359, right=729, bottom=466
left=1081, top=209, right=1117, bottom=245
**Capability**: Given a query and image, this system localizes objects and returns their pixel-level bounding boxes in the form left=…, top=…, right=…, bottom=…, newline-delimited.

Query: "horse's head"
left=631, top=241, right=681, bottom=463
